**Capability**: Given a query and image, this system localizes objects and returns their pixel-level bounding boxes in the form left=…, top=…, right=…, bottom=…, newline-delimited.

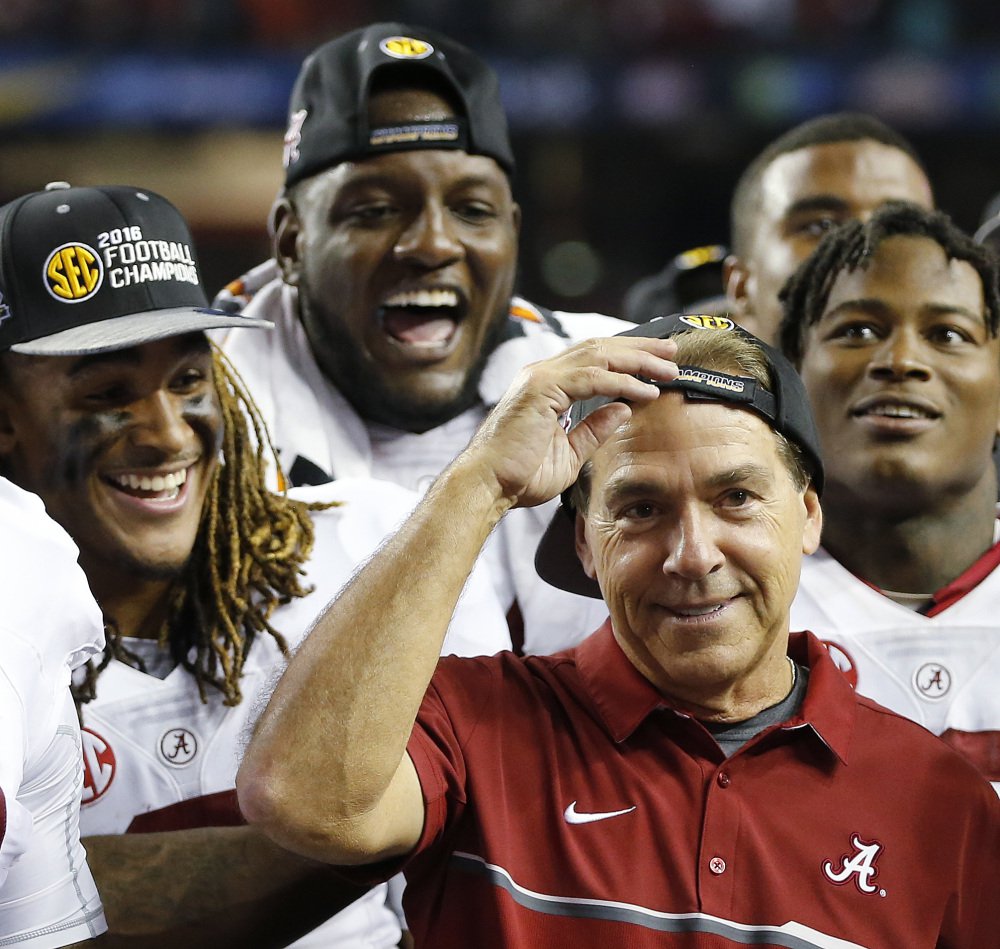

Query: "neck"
left=630, top=636, right=796, bottom=724
left=820, top=477, right=997, bottom=594
left=83, top=562, right=176, bottom=640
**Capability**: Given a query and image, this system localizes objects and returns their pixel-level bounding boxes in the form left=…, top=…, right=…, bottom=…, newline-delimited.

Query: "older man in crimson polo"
left=238, top=316, right=999, bottom=948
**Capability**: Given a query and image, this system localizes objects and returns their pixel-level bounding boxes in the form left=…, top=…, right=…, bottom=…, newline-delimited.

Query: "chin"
left=120, top=550, right=192, bottom=583
left=354, top=373, right=481, bottom=432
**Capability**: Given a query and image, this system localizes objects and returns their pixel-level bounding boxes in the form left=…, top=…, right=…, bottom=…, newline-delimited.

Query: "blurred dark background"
left=2, top=0, right=999, bottom=315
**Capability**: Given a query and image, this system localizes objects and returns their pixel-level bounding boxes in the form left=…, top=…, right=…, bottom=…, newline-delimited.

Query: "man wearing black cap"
left=219, top=22, right=629, bottom=652
left=0, top=182, right=508, bottom=946
left=239, top=317, right=998, bottom=948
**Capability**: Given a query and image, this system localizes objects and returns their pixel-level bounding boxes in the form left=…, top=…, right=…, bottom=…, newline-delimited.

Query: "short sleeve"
left=0, top=668, right=33, bottom=889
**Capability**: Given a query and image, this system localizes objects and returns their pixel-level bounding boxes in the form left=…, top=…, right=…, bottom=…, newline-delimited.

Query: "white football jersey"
left=221, top=278, right=631, bottom=656
left=0, top=478, right=107, bottom=946
left=792, top=547, right=1000, bottom=793
left=77, top=478, right=510, bottom=947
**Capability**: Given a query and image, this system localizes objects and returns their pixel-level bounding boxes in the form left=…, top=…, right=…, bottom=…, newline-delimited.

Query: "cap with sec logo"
left=534, top=313, right=826, bottom=598
left=282, top=22, right=514, bottom=188
left=0, top=183, right=270, bottom=356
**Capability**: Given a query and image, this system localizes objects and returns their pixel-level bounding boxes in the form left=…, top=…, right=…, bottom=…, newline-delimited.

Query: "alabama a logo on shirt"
left=81, top=727, right=116, bottom=804
left=822, top=834, right=886, bottom=896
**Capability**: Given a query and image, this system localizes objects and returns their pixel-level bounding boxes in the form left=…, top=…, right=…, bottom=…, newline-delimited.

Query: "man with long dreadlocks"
left=779, top=201, right=1000, bottom=793
left=0, top=183, right=509, bottom=946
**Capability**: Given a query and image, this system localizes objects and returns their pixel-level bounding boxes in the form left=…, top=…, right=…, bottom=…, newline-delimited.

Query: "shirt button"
left=717, top=772, right=731, bottom=788
left=709, top=856, right=726, bottom=875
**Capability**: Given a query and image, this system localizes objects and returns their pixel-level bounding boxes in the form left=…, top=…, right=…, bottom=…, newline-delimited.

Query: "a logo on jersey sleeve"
left=44, top=242, right=104, bottom=302
left=159, top=727, right=198, bottom=766
left=81, top=727, right=116, bottom=805
left=379, top=36, right=434, bottom=59
left=678, top=314, right=735, bottom=331
left=821, top=640, right=858, bottom=688
left=912, top=661, right=951, bottom=700
left=822, top=834, right=886, bottom=896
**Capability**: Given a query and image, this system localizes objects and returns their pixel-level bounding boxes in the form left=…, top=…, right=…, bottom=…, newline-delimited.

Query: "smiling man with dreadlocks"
left=0, top=183, right=509, bottom=947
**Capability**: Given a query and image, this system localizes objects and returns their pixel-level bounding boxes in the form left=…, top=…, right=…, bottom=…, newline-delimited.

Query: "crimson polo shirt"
left=364, top=624, right=1000, bottom=948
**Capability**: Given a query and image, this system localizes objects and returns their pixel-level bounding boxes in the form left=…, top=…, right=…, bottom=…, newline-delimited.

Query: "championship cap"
left=534, top=313, right=825, bottom=599
left=622, top=244, right=730, bottom=323
left=0, top=183, right=270, bottom=356
left=282, top=21, right=514, bottom=188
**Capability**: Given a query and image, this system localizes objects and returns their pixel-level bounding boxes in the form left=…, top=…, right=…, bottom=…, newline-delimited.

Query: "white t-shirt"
left=791, top=544, right=1000, bottom=794
left=0, top=478, right=107, bottom=947
left=76, top=478, right=509, bottom=947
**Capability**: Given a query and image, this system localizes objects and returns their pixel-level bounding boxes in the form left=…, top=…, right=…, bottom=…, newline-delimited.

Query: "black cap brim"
left=534, top=503, right=603, bottom=599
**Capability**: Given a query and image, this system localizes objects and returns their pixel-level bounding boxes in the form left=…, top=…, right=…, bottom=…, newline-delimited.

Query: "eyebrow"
left=601, top=462, right=775, bottom=506
left=66, top=334, right=209, bottom=378
left=782, top=194, right=849, bottom=218
left=821, top=298, right=987, bottom=325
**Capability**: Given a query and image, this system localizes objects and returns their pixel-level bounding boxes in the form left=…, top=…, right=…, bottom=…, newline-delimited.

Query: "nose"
left=867, top=328, right=932, bottom=382
left=127, top=390, right=191, bottom=456
left=392, top=202, right=464, bottom=269
left=661, top=507, right=725, bottom=581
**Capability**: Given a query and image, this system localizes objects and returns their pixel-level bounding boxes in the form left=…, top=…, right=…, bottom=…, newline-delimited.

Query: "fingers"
left=568, top=401, right=634, bottom=460
left=549, top=336, right=678, bottom=406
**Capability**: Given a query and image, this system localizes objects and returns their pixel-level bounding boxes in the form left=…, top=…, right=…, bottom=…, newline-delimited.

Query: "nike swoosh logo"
left=564, top=801, right=637, bottom=825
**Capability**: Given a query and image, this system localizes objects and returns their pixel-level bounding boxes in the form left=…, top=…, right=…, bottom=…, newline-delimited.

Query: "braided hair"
left=73, top=347, right=334, bottom=708
left=778, top=201, right=1000, bottom=366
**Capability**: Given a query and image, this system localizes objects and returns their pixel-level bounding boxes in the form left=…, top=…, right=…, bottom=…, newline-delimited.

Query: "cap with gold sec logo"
left=534, top=313, right=825, bottom=598
left=0, top=183, right=270, bottom=356
left=282, top=21, right=514, bottom=188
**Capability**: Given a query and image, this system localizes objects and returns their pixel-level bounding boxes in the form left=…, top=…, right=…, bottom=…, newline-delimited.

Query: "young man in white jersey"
left=217, top=22, right=627, bottom=653
left=779, top=201, right=1000, bottom=791
left=0, top=183, right=508, bottom=946
left=0, top=478, right=107, bottom=947
left=725, top=112, right=934, bottom=345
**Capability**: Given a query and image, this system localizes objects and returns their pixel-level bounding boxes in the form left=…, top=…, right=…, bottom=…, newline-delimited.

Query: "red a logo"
left=81, top=727, right=116, bottom=805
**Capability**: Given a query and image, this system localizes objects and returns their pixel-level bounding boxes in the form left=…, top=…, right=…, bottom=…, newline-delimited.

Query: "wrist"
left=433, top=450, right=519, bottom=528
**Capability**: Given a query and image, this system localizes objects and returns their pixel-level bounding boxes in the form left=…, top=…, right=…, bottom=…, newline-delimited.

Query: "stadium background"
left=1, top=0, right=999, bottom=315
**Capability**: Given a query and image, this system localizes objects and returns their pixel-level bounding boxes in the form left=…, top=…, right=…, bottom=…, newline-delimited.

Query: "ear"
left=0, top=409, right=15, bottom=456
left=800, top=485, right=823, bottom=556
left=0, top=384, right=20, bottom=461
left=511, top=201, right=522, bottom=237
left=271, top=196, right=303, bottom=287
left=723, top=253, right=750, bottom=309
left=574, top=510, right=598, bottom=581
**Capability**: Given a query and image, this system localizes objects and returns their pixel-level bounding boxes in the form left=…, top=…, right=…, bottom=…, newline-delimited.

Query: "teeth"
left=866, top=404, right=930, bottom=419
left=674, top=603, right=725, bottom=617
left=111, top=469, right=187, bottom=492
left=383, top=289, right=459, bottom=309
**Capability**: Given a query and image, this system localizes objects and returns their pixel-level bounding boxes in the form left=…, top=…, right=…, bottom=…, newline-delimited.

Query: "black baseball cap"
left=282, top=22, right=514, bottom=188
left=622, top=244, right=730, bottom=323
left=534, top=313, right=825, bottom=598
left=0, top=183, right=270, bottom=356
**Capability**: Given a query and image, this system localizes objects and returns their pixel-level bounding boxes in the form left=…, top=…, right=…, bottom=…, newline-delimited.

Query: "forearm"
left=238, top=453, right=510, bottom=857
left=237, top=335, right=679, bottom=863
left=85, top=827, right=370, bottom=948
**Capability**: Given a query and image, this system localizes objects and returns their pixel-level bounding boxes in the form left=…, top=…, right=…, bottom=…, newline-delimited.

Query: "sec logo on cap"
left=44, top=242, right=103, bottom=303
left=379, top=36, right=434, bottom=59
left=679, top=314, right=736, bottom=331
